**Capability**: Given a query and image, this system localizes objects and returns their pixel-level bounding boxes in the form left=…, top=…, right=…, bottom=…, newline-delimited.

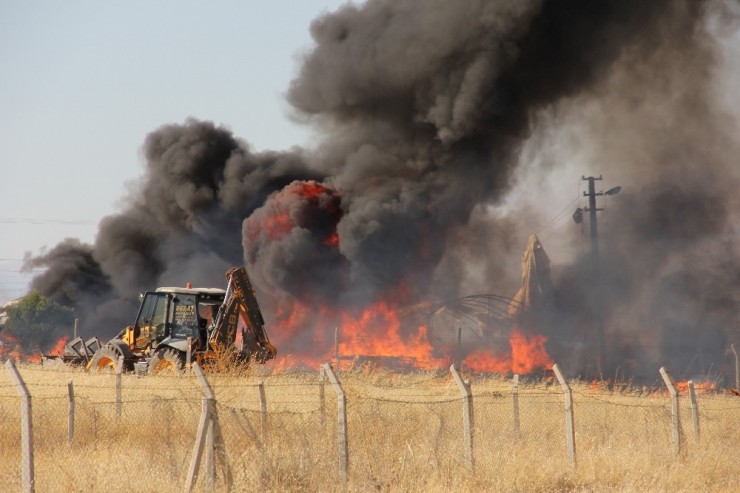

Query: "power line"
left=535, top=180, right=583, bottom=239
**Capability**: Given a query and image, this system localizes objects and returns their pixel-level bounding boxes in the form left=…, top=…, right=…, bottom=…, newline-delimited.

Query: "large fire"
left=242, top=180, right=555, bottom=374
left=337, top=301, right=447, bottom=370
left=0, top=331, right=44, bottom=363
left=463, top=329, right=553, bottom=374
left=266, top=298, right=553, bottom=373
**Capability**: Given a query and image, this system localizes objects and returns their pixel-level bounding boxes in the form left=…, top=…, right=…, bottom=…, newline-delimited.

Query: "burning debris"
left=508, top=235, right=553, bottom=321
left=448, top=235, right=555, bottom=374
left=18, top=0, right=740, bottom=378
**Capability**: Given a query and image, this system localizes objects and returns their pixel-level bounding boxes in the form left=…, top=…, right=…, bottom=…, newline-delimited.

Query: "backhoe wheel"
left=148, top=348, right=185, bottom=375
left=89, top=346, right=127, bottom=373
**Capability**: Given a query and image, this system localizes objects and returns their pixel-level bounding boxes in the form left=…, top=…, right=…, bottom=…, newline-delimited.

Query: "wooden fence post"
left=6, top=360, right=35, bottom=493
left=450, top=364, right=474, bottom=471
left=205, top=415, right=215, bottom=490
left=659, top=366, right=681, bottom=457
left=258, top=380, right=268, bottom=444
left=688, top=380, right=700, bottom=441
left=186, top=336, right=192, bottom=371
left=67, top=380, right=75, bottom=444
left=185, top=393, right=212, bottom=493
left=552, top=363, right=576, bottom=467
left=185, top=363, right=232, bottom=493
left=322, top=363, right=348, bottom=484
left=319, top=365, right=326, bottom=429
left=512, top=374, right=521, bottom=435
left=115, top=355, right=123, bottom=418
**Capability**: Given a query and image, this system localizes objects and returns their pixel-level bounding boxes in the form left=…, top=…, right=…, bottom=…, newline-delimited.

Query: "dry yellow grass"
left=1, top=361, right=739, bottom=492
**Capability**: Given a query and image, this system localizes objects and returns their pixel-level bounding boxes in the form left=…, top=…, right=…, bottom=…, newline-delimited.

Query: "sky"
left=0, top=1, right=347, bottom=304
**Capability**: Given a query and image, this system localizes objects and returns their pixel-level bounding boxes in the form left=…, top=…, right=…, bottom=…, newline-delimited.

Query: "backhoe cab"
left=58, top=266, right=276, bottom=374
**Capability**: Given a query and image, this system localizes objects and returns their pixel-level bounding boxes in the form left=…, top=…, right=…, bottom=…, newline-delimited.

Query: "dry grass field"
left=1, top=361, right=739, bottom=492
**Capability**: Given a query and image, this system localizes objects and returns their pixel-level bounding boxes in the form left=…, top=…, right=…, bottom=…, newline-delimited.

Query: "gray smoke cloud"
left=275, top=0, right=686, bottom=303
left=26, top=0, right=740, bottom=379
left=28, top=120, right=323, bottom=335
left=501, top=0, right=740, bottom=377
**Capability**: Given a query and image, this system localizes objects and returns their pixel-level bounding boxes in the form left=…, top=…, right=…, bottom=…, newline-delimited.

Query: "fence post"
left=115, top=355, right=123, bottom=418
left=186, top=336, right=192, bottom=371
left=185, top=392, right=212, bottom=492
left=67, top=380, right=75, bottom=444
left=552, top=363, right=576, bottom=467
left=205, top=416, right=215, bottom=490
left=319, top=365, right=326, bottom=429
left=198, top=365, right=217, bottom=491
left=659, top=366, right=681, bottom=457
left=6, top=359, right=35, bottom=493
left=258, top=380, right=268, bottom=444
left=450, top=364, right=474, bottom=471
left=687, top=380, right=700, bottom=441
left=512, top=374, right=521, bottom=435
left=185, top=363, right=232, bottom=493
left=322, top=363, right=348, bottom=484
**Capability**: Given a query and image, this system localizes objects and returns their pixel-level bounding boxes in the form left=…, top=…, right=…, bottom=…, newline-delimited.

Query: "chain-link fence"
left=2, top=361, right=740, bottom=492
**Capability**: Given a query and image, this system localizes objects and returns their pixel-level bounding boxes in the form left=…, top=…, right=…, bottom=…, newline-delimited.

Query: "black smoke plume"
left=28, top=120, right=322, bottom=335
left=26, top=0, right=740, bottom=379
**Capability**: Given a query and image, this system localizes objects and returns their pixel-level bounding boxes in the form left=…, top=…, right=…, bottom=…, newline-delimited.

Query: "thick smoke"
left=26, top=0, right=740, bottom=379
left=29, top=120, right=322, bottom=335
left=277, top=0, right=688, bottom=305
left=505, top=0, right=740, bottom=377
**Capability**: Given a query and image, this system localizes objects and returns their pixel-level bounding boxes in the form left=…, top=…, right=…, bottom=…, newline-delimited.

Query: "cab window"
left=137, top=293, right=168, bottom=329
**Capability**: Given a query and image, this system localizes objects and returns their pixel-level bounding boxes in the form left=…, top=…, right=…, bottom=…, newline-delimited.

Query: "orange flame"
left=245, top=180, right=342, bottom=246
left=267, top=297, right=554, bottom=374
left=676, top=380, right=717, bottom=394
left=323, top=232, right=340, bottom=247
left=463, top=329, right=553, bottom=374
left=0, top=333, right=72, bottom=364
left=463, top=350, right=512, bottom=373
left=0, top=332, right=20, bottom=360
left=49, top=336, right=70, bottom=356
left=337, top=301, right=448, bottom=370
left=26, top=353, right=42, bottom=363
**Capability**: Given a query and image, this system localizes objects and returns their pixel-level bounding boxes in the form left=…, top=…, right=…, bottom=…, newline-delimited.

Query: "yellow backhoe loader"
left=49, top=266, right=276, bottom=374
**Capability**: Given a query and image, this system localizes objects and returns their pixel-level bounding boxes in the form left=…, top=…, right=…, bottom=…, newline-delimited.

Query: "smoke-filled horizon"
left=24, top=0, right=740, bottom=378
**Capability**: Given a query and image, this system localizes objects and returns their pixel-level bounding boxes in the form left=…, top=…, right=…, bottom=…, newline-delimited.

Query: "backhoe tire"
left=89, top=345, right=130, bottom=373
left=107, top=339, right=134, bottom=359
left=148, top=348, right=185, bottom=375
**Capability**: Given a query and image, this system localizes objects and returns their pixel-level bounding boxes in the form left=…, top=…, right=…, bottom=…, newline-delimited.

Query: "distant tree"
left=4, top=292, right=74, bottom=352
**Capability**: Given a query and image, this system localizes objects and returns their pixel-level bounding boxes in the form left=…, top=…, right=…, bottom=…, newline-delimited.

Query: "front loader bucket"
left=58, top=336, right=102, bottom=365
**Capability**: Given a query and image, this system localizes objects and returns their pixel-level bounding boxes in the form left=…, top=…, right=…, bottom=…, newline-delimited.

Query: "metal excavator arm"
left=210, top=266, right=277, bottom=363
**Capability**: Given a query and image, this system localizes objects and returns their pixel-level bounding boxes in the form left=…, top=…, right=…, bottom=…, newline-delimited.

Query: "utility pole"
left=583, top=175, right=605, bottom=376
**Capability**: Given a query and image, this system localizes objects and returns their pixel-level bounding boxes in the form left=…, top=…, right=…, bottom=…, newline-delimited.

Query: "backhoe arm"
left=210, top=266, right=277, bottom=363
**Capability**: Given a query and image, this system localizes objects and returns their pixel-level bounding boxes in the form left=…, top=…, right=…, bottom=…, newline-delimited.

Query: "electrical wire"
left=535, top=195, right=580, bottom=237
